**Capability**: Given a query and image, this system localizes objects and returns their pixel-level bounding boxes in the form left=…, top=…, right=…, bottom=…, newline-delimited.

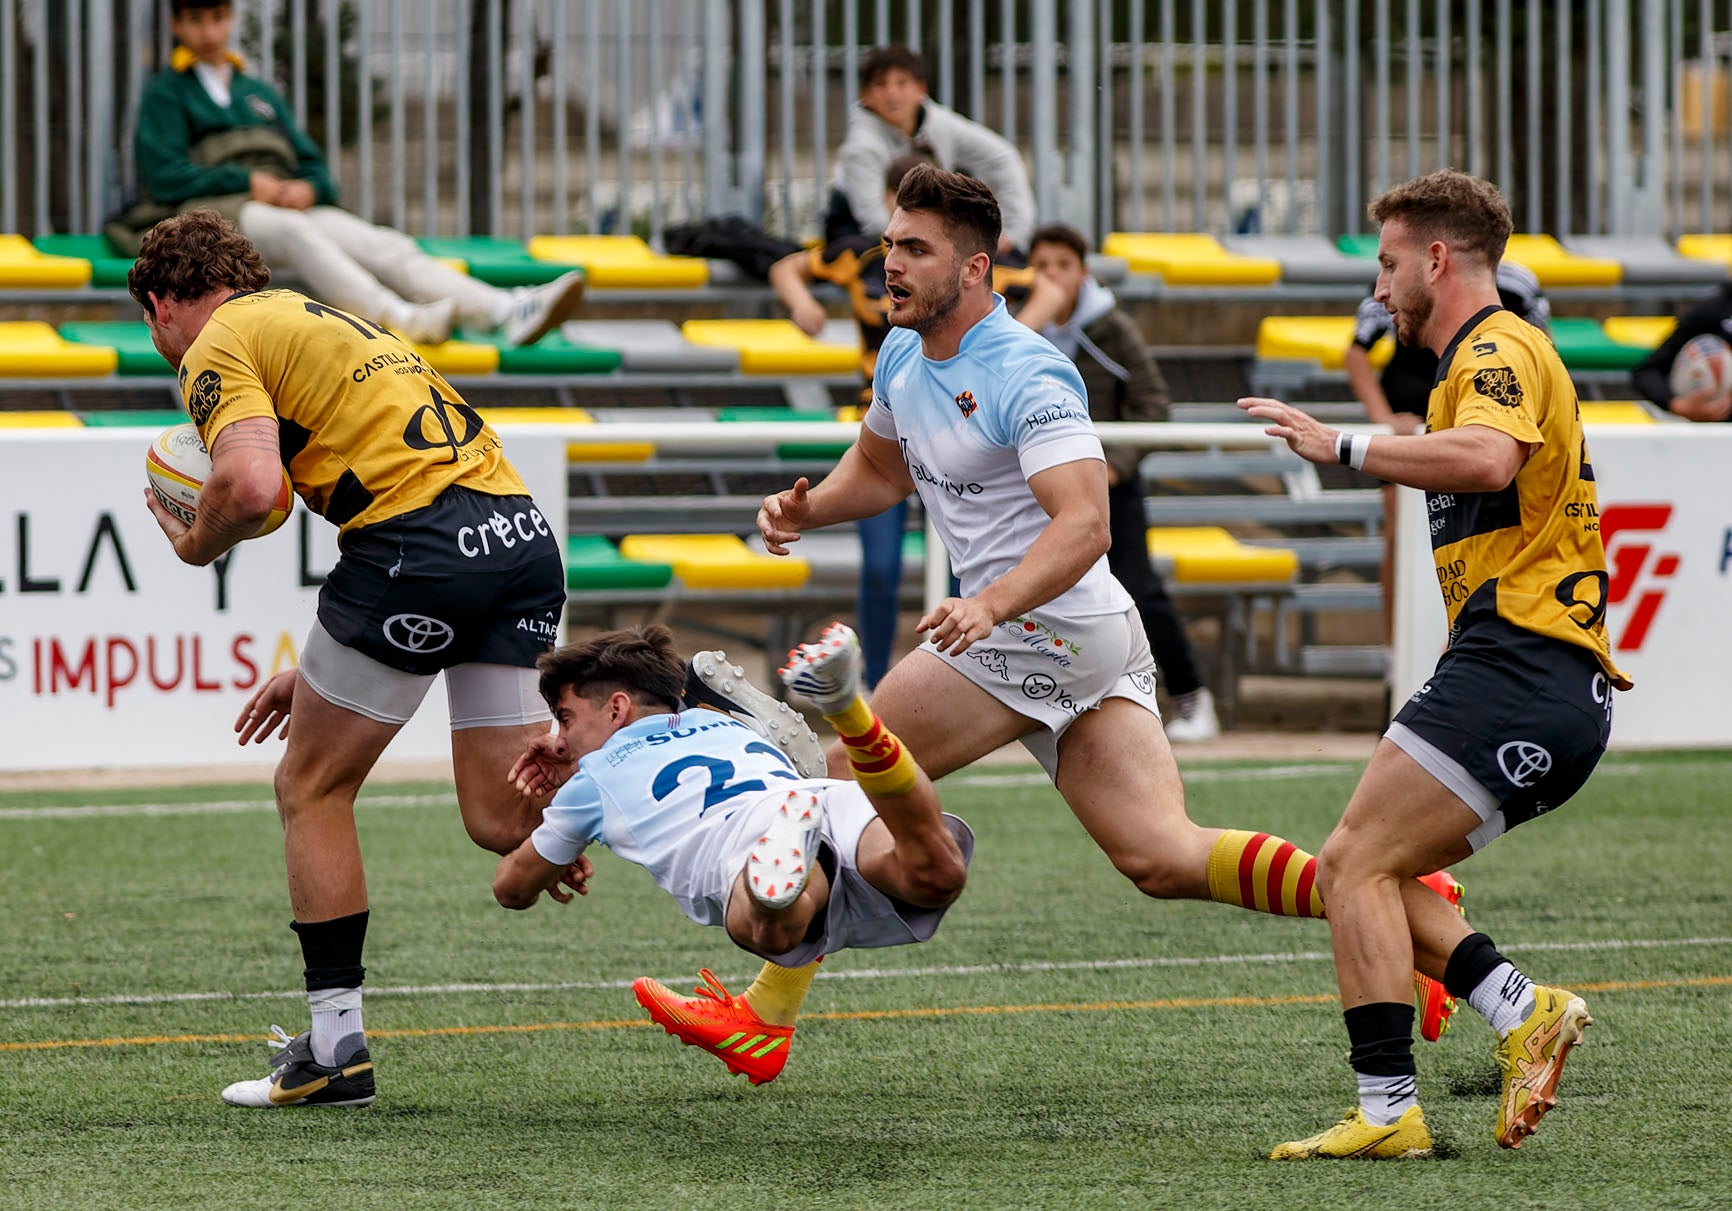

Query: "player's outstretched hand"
left=544, top=854, right=595, bottom=904
left=508, top=730, right=575, bottom=798
left=918, top=596, right=997, bottom=656
left=235, top=669, right=296, bottom=744
left=1237, top=396, right=1339, bottom=465
left=759, top=476, right=814, bottom=556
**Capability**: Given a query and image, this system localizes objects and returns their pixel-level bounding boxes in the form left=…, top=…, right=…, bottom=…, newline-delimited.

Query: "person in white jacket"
left=822, top=45, right=1035, bottom=255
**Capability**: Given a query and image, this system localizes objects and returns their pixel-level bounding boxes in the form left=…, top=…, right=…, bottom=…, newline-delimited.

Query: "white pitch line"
left=4, top=935, right=1726, bottom=1012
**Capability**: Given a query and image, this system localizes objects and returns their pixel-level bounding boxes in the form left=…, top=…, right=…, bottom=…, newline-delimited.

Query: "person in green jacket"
left=1016, top=223, right=1220, bottom=741
left=116, top=0, right=584, bottom=347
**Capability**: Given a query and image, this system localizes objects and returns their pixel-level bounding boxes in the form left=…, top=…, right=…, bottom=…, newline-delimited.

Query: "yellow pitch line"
left=5, top=975, right=1727, bottom=1054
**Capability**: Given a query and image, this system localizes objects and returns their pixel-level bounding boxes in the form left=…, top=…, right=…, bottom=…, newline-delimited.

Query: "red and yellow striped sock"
left=1205, top=829, right=1326, bottom=918
left=824, top=696, right=919, bottom=798
left=741, top=959, right=822, bottom=1026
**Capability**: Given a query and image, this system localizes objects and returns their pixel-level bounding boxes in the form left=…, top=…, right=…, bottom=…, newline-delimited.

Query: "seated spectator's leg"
left=1105, top=478, right=1206, bottom=699
left=302, top=206, right=511, bottom=330
left=855, top=499, right=908, bottom=689
left=238, top=202, right=455, bottom=342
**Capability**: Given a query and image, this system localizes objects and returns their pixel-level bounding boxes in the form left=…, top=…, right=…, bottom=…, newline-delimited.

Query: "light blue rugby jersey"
left=530, top=712, right=813, bottom=926
left=865, top=296, right=1132, bottom=617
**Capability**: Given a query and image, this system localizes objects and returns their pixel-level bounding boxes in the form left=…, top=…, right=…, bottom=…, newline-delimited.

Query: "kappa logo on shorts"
left=186, top=369, right=222, bottom=426
left=965, top=646, right=1012, bottom=681
left=1496, top=740, right=1553, bottom=788
left=382, top=613, right=455, bottom=654
left=1473, top=366, right=1524, bottom=408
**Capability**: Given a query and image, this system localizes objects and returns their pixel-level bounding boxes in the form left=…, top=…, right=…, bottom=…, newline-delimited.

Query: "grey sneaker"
left=779, top=621, right=862, bottom=715
left=219, top=1025, right=375, bottom=1108
left=686, top=650, right=826, bottom=778
left=501, top=270, right=586, bottom=347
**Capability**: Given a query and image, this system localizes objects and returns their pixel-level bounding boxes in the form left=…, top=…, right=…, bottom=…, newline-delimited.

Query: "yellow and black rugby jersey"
left=1424, top=305, right=1631, bottom=689
left=179, top=289, right=526, bottom=533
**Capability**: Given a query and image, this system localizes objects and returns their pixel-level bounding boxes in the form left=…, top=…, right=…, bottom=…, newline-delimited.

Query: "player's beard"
left=1393, top=285, right=1434, bottom=347
left=888, top=274, right=964, bottom=335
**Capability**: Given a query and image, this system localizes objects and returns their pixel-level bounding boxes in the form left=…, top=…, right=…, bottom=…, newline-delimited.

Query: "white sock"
left=1173, top=688, right=1207, bottom=718
left=309, top=986, right=365, bottom=1066
left=1356, top=1070, right=1419, bottom=1126
left=1467, top=961, right=1536, bottom=1038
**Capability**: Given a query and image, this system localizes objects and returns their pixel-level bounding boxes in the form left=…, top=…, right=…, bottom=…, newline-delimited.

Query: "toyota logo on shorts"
left=1496, top=740, right=1553, bottom=788
left=383, top=613, right=455, bottom=653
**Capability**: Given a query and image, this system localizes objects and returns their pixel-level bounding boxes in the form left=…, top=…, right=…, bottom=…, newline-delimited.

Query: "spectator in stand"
left=822, top=45, right=1035, bottom=256
left=1630, top=283, right=1732, bottom=422
left=772, top=152, right=1046, bottom=688
left=1345, top=260, right=1550, bottom=642
left=1015, top=223, right=1219, bottom=741
left=111, top=0, right=585, bottom=348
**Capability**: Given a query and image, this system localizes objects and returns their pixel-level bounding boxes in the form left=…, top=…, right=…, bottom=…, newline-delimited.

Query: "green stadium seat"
left=1548, top=317, right=1648, bottom=371
left=78, top=409, right=189, bottom=427
left=564, top=534, right=675, bottom=592
left=61, top=321, right=172, bottom=376
left=417, top=236, right=578, bottom=287
left=1335, top=234, right=1380, bottom=259
left=33, top=234, right=135, bottom=288
left=460, top=329, right=622, bottom=375
left=717, top=405, right=848, bottom=459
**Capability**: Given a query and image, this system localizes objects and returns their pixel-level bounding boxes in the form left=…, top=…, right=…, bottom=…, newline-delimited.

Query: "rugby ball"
left=1667, top=332, right=1732, bottom=398
left=145, top=423, right=294, bottom=538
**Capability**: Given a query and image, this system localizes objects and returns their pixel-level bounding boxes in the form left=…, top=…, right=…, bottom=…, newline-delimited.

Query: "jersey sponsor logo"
left=1426, top=484, right=1521, bottom=550
left=1024, top=405, right=1089, bottom=430
left=457, top=506, right=552, bottom=558
left=1599, top=502, right=1680, bottom=652
left=186, top=369, right=222, bottom=426
left=954, top=389, right=978, bottom=419
left=382, top=613, right=454, bottom=653
left=1473, top=366, right=1524, bottom=407
left=404, top=386, right=488, bottom=465
left=353, top=348, right=429, bottom=382
left=1473, top=339, right=1499, bottom=357
left=1496, top=740, right=1553, bottom=788
left=904, top=447, right=985, bottom=497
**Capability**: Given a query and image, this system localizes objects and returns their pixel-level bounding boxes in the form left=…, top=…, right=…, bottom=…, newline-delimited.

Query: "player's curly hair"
left=894, top=163, right=1001, bottom=261
left=1368, top=169, right=1512, bottom=266
left=127, top=210, right=270, bottom=315
left=537, top=625, right=687, bottom=714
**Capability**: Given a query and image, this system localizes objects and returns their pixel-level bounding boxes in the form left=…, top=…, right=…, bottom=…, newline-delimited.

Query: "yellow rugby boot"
left=1270, top=1105, right=1433, bottom=1160
left=1494, top=985, right=1593, bottom=1148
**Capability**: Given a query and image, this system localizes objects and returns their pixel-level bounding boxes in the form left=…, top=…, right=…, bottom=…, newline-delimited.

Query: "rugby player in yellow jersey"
left=132, top=211, right=571, bottom=1109
left=1241, top=170, right=1630, bottom=1158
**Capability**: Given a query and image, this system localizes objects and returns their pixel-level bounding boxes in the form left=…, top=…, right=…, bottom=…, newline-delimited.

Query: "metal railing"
left=1, top=0, right=1727, bottom=245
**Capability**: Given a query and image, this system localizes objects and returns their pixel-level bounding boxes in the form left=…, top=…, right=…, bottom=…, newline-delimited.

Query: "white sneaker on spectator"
left=501, top=270, right=587, bottom=347
left=392, top=297, right=457, bottom=346
left=1164, top=687, right=1220, bottom=743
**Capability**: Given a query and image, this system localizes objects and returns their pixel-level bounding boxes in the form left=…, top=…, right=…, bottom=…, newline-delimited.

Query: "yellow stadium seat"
left=1677, top=233, right=1732, bottom=269
left=0, top=321, right=117, bottom=376
left=402, top=337, right=500, bottom=376
left=0, top=410, right=83, bottom=427
left=1145, top=527, right=1298, bottom=585
left=1255, top=316, right=1393, bottom=371
left=1502, top=234, right=1622, bottom=288
left=1579, top=402, right=1657, bottom=426
left=1100, top=233, right=1281, bottom=285
left=526, top=235, right=708, bottom=289
left=483, top=405, right=655, bottom=462
left=679, top=319, right=859, bottom=375
left=619, top=533, right=810, bottom=590
left=0, top=234, right=93, bottom=289
left=1602, top=316, right=1676, bottom=350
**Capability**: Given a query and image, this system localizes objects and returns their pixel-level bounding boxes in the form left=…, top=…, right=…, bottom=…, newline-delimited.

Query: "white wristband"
left=1348, top=433, right=1371, bottom=471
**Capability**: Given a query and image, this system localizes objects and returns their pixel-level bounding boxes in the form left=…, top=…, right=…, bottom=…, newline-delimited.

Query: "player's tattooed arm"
left=171, top=416, right=284, bottom=565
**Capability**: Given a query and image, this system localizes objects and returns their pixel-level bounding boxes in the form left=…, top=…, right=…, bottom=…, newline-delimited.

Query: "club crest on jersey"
left=954, top=390, right=978, bottom=419
left=1473, top=366, right=1523, bottom=408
